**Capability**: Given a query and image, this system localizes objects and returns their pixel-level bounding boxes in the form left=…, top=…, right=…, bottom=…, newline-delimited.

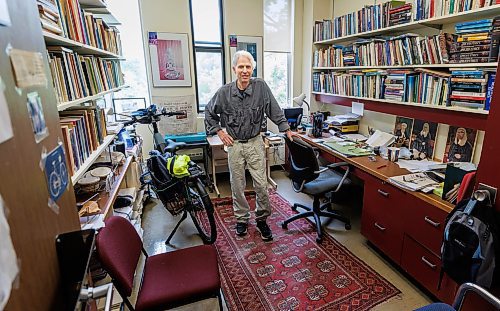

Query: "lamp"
left=292, top=93, right=310, bottom=113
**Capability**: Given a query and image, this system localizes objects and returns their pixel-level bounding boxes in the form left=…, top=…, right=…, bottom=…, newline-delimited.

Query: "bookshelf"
left=71, top=134, right=116, bottom=184
left=313, top=63, right=499, bottom=70
left=314, top=4, right=500, bottom=45
left=43, top=31, right=122, bottom=58
left=57, top=85, right=127, bottom=111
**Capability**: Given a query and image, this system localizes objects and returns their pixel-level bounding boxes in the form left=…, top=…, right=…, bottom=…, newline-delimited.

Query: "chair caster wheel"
left=345, top=223, right=351, bottom=230
left=316, top=236, right=322, bottom=243
left=281, top=222, right=288, bottom=229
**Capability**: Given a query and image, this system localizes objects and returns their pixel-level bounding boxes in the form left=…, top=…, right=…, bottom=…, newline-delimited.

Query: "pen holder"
left=387, top=147, right=400, bottom=162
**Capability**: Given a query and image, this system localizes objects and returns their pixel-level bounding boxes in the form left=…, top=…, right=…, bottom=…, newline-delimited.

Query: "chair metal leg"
left=319, top=211, right=351, bottom=230
left=218, top=291, right=223, bottom=311
left=293, top=203, right=311, bottom=212
left=313, top=213, right=323, bottom=242
left=282, top=211, right=314, bottom=228
left=165, top=210, right=188, bottom=245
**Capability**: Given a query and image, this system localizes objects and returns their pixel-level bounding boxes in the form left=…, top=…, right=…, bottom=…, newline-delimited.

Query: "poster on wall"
left=393, top=116, right=414, bottom=149
left=409, top=119, right=439, bottom=160
left=443, top=126, right=477, bottom=163
left=152, top=95, right=196, bottom=135
left=148, top=32, right=192, bottom=87
left=26, top=91, right=48, bottom=143
left=229, top=35, right=263, bottom=80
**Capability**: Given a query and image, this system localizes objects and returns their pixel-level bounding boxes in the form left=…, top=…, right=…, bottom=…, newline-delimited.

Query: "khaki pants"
left=227, top=135, right=270, bottom=223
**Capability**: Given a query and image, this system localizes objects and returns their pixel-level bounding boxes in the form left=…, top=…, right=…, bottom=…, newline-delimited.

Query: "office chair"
left=281, top=136, right=351, bottom=242
left=414, top=282, right=500, bottom=311
left=95, top=216, right=222, bottom=311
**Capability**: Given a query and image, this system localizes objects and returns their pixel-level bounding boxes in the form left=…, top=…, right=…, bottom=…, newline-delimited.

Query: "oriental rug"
left=212, top=190, right=401, bottom=311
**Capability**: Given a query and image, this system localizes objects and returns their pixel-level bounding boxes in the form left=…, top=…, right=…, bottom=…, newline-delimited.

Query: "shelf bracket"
left=418, top=23, right=442, bottom=30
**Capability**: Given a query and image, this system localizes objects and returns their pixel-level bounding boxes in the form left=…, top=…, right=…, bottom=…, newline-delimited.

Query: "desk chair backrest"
left=96, top=216, right=142, bottom=297
left=285, top=137, right=320, bottom=186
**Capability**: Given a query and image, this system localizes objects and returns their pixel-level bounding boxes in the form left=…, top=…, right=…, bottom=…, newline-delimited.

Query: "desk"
left=206, top=134, right=277, bottom=197
left=297, top=133, right=458, bottom=304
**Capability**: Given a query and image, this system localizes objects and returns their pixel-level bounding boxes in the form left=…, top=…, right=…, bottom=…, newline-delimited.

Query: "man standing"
left=205, top=50, right=293, bottom=241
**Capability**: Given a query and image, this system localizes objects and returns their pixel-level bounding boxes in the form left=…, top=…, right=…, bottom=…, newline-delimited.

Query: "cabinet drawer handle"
left=374, top=222, right=386, bottom=231
left=421, top=256, right=437, bottom=269
left=377, top=189, right=389, bottom=197
left=424, top=216, right=440, bottom=228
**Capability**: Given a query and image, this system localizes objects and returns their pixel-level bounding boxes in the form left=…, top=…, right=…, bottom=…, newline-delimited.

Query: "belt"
left=236, top=135, right=259, bottom=144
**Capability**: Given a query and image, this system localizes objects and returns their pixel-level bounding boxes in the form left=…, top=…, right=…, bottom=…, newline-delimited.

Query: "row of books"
left=47, top=46, right=124, bottom=104
left=59, top=106, right=108, bottom=176
left=313, top=0, right=500, bottom=42
left=414, top=0, right=500, bottom=21
left=314, top=1, right=411, bottom=42
left=37, top=0, right=122, bottom=56
left=312, top=68, right=495, bottom=110
left=313, top=33, right=458, bottom=67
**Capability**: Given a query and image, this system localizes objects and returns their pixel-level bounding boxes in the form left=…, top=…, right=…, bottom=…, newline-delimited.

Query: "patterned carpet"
left=212, top=190, right=401, bottom=311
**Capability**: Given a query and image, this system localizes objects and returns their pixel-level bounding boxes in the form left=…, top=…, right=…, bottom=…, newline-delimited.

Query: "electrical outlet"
left=477, top=183, right=497, bottom=205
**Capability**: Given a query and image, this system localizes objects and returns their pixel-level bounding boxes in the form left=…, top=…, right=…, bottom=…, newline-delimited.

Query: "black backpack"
left=439, top=195, right=500, bottom=289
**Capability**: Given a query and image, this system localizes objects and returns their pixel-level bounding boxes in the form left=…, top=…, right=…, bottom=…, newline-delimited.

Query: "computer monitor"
left=283, top=107, right=303, bottom=130
left=56, top=229, right=96, bottom=311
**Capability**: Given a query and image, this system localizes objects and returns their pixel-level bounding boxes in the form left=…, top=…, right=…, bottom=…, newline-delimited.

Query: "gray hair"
left=232, top=50, right=256, bottom=69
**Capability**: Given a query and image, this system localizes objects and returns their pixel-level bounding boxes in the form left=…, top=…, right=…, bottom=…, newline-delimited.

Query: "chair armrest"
left=327, top=162, right=349, bottom=169
left=453, top=283, right=500, bottom=310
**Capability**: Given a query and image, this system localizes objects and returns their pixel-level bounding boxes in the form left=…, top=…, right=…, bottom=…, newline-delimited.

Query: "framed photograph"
left=443, top=126, right=478, bottom=163
left=393, top=116, right=414, bottom=148
left=112, top=97, right=147, bottom=121
left=229, top=35, right=263, bottom=80
left=409, top=120, right=439, bottom=160
left=148, top=32, right=191, bottom=87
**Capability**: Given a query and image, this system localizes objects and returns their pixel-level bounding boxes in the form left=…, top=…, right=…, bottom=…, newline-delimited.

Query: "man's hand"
left=286, top=129, right=294, bottom=142
left=217, top=129, right=234, bottom=146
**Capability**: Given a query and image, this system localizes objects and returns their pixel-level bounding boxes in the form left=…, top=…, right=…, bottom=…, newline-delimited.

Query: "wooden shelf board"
left=79, top=0, right=107, bottom=8
left=313, top=63, right=499, bottom=70
left=57, top=85, right=126, bottom=111
left=71, top=134, right=116, bottom=184
left=43, top=31, right=122, bottom=58
left=314, top=5, right=500, bottom=45
left=312, top=92, right=490, bottom=115
left=101, top=155, right=133, bottom=219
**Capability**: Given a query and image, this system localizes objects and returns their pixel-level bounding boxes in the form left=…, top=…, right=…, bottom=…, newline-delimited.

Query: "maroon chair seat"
left=96, top=216, right=221, bottom=311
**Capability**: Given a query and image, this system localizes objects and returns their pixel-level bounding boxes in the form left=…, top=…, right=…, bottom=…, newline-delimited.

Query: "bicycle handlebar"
left=121, top=104, right=186, bottom=126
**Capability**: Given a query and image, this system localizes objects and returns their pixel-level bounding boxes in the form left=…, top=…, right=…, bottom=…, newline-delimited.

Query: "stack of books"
left=410, top=68, right=451, bottom=105
left=489, top=16, right=500, bottom=61
left=342, top=46, right=356, bottom=66
left=47, top=47, right=124, bottom=103
left=449, top=69, right=488, bottom=109
left=59, top=107, right=108, bottom=176
left=388, top=2, right=412, bottom=26
left=313, top=70, right=387, bottom=98
left=384, top=70, right=409, bottom=101
left=37, top=0, right=63, bottom=35
left=450, top=19, right=493, bottom=63
left=313, top=46, right=343, bottom=67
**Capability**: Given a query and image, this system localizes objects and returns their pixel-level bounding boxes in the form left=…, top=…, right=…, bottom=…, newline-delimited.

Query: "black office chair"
left=281, top=136, right=351, bottom=242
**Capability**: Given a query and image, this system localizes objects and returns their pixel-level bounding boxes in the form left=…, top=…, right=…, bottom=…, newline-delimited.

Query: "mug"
left=387, top=147, right=400, bottom=162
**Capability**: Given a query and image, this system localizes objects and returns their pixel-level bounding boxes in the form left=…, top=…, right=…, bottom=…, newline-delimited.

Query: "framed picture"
left=112, top=97, right=147, bottom=121
left=443, top=126, right=478, bottom=163
left=148, top=32, right=192, bottom=87
left=393, top=116, right=414, bottom=149
left=409, top=119, right=439, bottom=160
left=229, top=35, right=263, bottom=80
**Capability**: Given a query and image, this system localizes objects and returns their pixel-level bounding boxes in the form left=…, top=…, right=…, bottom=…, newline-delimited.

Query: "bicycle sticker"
left=44, top=144, right=69, bottom=204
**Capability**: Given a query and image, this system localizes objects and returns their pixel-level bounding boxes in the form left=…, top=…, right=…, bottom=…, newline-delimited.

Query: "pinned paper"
left=0, top=195, right=19, bottom=310
left=352, top=102, right=364, bottom=116
left=0, top=0, right=11, bottom=26
left=27, top=92, right=48, bottom=143
left=9, top=49, right=47, bottom=88
left=44, top=144, right=69, bottom=204
left=0, top=77, right=13, bottom=144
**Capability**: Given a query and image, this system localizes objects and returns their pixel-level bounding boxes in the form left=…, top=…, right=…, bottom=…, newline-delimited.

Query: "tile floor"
left=139, top=169, right=434, bottom=310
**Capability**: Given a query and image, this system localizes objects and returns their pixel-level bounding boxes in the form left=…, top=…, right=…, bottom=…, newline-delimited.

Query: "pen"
left=377, top=164, right=387, bottom=169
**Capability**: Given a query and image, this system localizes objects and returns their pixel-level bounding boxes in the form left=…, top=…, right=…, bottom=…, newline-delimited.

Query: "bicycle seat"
left=164, top=139, right=186, bottom=154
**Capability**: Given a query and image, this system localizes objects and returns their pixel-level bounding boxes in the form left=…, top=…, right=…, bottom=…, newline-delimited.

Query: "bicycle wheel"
left=187, top=178, right=217, bottom=244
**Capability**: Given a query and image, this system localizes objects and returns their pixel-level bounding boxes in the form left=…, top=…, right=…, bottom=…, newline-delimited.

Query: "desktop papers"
left=326, top=113, right=361, bottom=125
left=387, top=173, right=440, bottom=192
left=397, top=159, right=447, bottom=172
left=365, top=130, right=395, bottom=148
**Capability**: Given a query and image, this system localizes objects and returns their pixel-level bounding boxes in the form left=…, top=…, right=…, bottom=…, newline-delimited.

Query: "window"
left=264, top=0, right=292, bottom=108
left=189, top=0, right=225, bottom=111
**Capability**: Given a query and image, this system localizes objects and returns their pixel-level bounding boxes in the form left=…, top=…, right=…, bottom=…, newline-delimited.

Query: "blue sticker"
left=149, top=32, right=158, bottom=45
left=45, top=144, right=69, bottom=202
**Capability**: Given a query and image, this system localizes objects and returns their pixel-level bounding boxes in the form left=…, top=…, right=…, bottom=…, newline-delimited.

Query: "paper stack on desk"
left=365, top=130, right=395, bottom=148
left=387, top=173, right=440, bottom=192
left=397, top=159, right=447, bottom=172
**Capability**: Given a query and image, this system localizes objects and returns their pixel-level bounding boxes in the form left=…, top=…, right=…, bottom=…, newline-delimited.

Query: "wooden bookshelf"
left=313, top=92, right=489, bottom=130
left=71, top=133, right=117, bottom=184
left=57, top=85, right=127, bottom=111
left=314, top=4, right=500, bottom=45
left=101, top=155, right=133, bottom=219
left=79, top=0, right=107, bottom=8
left=313, top=63, right=499, bottom=71
left=43, top=30, right=122, bottom=58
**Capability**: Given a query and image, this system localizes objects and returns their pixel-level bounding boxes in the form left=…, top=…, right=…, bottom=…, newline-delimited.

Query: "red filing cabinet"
left=361, top=177, right=405, bottom=263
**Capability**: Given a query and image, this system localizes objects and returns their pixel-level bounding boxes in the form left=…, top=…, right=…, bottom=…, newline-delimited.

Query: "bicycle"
left=122, top=105, right=217, bottom=244
left=49, top=155, right=68, bottom=199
